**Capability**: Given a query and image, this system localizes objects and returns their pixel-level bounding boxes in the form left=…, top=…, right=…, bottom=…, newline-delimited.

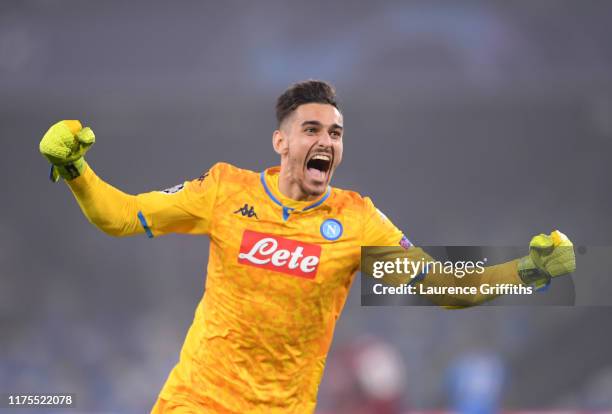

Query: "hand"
left=518, top=230, right=576, bottom=288
left=39, top=120, right=95, bottom=182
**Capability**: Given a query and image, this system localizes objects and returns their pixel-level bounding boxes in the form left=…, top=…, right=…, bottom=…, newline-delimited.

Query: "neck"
left=278, top=168, right=317, bottom=201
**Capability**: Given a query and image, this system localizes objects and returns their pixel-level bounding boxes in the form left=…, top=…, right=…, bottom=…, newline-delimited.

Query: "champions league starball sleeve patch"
left=161, top=183, right=185, bottom=194
left=399, top=235, right=413, bottom=249
left=159, top=168, right=212, bottom=194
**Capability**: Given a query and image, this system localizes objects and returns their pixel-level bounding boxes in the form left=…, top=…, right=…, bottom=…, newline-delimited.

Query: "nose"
left=318, top=132, right=333, bottom=147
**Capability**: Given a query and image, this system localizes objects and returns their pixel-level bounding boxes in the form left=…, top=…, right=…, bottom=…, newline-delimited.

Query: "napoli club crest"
left=320, top=219, right=343, bottom=241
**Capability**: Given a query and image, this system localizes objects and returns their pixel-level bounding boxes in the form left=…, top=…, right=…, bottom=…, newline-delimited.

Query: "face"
left=273, top=103, right=344, bottom=200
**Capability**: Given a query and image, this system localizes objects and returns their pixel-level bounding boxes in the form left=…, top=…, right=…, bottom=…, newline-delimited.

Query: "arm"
left=410, top=246, right=522, bottom=306
left=411, top=253, right=522, bottom=307
left=417, top=230, right=575, bottom=306
left=360, top=198, right=575, bottom=307
left=66, top=164, right=216, bottom=237
left=367, top=235, right=574, bottom=307
left=364, top=246, right=522, bottom=306
left=40, top=120, right=217, bottom=238
left=65, top=164, right=145, bottom=237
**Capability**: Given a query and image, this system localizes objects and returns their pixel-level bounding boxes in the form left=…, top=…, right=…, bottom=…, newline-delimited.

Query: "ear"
left=272, top=129, right=288, bottom=156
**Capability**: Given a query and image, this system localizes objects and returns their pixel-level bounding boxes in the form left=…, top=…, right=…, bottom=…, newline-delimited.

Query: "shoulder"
left=205, top=162, right=259, bottom=183
left=208, top=162, right=253, bottom=176
left=329, top=186, right=375, bottom=214
left=186, top=162, right=258, bottom=193
left=329, top=187, right=394, bottom=225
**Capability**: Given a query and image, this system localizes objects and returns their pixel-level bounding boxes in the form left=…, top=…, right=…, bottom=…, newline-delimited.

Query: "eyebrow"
left=301, top=120, right=344, bottom=130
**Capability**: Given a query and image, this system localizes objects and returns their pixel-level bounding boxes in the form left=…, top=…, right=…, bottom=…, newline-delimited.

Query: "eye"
left=330, top=130, right=342, bottom=139
left=305, top=127, right=317, bottom=134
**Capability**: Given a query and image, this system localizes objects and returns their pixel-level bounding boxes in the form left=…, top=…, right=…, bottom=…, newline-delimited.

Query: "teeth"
left=311, top=154, right=331, bottom=161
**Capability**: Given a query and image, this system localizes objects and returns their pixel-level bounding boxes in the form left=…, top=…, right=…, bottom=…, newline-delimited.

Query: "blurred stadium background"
left=1, top=0, right=612, bottom=412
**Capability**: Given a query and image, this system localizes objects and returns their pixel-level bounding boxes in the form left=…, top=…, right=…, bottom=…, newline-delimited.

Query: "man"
left=39, top=80, right=575, bottom=413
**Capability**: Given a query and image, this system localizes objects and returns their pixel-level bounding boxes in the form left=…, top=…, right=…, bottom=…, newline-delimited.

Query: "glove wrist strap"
left=49, top=158, right=86, bottom=182
left=517, top=256, right=551, bottom=288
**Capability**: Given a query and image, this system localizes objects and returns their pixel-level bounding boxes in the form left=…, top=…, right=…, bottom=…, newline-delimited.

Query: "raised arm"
left=40, top=121, right=218, bottom=238
left=360, top=197, right=576, bottom=307
left=365, top=232, right=575, bottom=307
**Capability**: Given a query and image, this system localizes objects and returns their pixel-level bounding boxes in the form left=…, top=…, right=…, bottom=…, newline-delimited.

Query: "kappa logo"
left=237, top=230, right=321, bottom=279
left=234, top=204, right=258, bottom=219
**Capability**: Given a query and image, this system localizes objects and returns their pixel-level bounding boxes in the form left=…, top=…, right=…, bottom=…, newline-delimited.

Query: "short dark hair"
left=276, top=80, right=339, bottom=126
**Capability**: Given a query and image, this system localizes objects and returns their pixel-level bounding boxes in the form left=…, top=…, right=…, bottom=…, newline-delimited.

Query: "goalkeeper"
left=39, top=80, right=575, bottom=413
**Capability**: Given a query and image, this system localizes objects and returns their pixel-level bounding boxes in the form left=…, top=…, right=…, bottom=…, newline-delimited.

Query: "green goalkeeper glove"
left=518, top=230, right=576, bottom=290
left=39, top=120, right=95, bottom=182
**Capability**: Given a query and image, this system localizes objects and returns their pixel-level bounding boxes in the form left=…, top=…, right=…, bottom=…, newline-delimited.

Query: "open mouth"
left=305, top=153, right=332, bottom=183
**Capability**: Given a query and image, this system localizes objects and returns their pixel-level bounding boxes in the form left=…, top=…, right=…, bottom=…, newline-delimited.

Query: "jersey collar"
left=260, top=166, right=331, bottom=221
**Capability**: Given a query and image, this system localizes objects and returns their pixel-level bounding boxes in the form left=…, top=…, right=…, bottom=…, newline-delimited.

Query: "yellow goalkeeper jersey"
left=69, top=162, right=407, bottom=413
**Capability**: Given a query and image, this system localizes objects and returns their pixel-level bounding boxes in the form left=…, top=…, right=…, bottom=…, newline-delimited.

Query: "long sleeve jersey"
left=68, top=162, right=407, bottom=413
